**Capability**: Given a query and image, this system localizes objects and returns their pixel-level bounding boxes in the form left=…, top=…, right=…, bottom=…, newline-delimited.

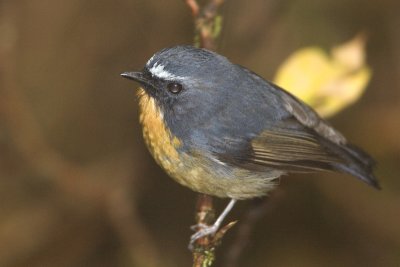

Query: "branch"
left=185, top=0, right=200, bottom=17
left=185, top=0, right=225, bottom=50
left=184, top=0, right=230, bottom=266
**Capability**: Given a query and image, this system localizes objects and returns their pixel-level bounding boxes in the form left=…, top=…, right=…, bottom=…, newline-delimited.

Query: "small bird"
left=121, top=45, right=379, bottom=246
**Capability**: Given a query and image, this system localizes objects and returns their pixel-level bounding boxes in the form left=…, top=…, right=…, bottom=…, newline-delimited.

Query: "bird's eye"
left=167, top=82, right=183, bottom=94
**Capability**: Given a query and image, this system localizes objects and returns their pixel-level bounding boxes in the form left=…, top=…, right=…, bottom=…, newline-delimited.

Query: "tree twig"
left=185, top=0, right=225, bottom=50
left=184, top=0, right=230, bottom=266
left=185, top=0, right=200, bottom=17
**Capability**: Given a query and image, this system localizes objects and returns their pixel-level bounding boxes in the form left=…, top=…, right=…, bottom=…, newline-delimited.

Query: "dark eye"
left=167, top=82, right=183, bottom=94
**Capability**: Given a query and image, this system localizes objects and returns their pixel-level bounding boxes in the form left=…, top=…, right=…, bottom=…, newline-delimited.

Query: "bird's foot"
left=189, top=223, right=219, bottom=250
left=188, top=199, right=237, bottom=250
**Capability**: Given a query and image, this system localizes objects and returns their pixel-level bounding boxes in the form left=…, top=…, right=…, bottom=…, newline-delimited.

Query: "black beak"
left=121, top=71, right=156, bottom=96
left=120, top=71, right=148, bottom=84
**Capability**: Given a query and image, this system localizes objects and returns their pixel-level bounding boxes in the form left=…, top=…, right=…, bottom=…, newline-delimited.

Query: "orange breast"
left=138, top=89, right=182, bottom=176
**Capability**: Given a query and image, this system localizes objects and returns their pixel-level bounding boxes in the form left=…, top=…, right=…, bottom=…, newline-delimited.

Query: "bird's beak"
left=121, top=71, right=157, bottom=96
left=120, top=71, right=148, bottom=84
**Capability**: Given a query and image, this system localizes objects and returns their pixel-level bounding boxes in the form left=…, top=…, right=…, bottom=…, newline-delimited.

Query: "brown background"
left=0, top=0, right=399, bottom=266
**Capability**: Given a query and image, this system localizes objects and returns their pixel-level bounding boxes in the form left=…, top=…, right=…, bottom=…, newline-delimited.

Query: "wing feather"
left=214, top=67, right=378, bottom=187
left=248, top=125, right=343, bottom=172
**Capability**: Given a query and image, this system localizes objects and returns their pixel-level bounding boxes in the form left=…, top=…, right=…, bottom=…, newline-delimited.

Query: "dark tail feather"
left=337, top=143, right=380, bottom=189
left=334, top=161, right=380, bottom=189
left=323, top=140, right=380, bottom=189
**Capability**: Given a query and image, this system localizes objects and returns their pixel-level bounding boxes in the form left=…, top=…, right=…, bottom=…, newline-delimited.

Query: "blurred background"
left=0, top=0, right=399, bottom=266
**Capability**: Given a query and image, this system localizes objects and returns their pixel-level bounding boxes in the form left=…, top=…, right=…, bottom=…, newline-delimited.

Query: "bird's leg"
left=190, top=199, right=237, bottom=248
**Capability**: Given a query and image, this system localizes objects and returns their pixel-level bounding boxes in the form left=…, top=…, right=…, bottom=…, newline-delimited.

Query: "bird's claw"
left=188, top=224, right=219, bottom=250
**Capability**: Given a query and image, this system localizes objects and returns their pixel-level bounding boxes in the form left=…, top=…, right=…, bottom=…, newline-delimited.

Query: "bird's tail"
left=324, top=140, right=380, bottom=189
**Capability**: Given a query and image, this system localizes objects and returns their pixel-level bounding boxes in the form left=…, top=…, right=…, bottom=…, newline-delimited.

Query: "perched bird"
left=121, top=45, right=379, bottom=246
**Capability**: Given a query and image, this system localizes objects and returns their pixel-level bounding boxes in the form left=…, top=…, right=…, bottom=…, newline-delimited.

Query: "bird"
left=121, top=45, right=379, bottom=247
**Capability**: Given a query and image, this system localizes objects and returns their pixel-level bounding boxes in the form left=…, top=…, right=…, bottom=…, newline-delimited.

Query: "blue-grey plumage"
left=121, top=45, right=379, bottom=200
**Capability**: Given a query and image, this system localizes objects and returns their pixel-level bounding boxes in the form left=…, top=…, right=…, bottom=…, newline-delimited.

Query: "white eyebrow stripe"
left=146, top=54, right=156, bottom=67
left=148, top=62, right=185, bottom=80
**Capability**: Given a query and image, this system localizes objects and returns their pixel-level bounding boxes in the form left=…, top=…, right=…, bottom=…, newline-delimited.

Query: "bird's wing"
left=214, top=74, right=348, bottom=173
left=274, top=82, right=347, bottom=146
left=216, top=117, right=344, bottom=173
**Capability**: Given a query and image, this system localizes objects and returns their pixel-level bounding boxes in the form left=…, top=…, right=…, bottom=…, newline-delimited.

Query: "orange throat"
left=137, top=88, right=182, bottom=175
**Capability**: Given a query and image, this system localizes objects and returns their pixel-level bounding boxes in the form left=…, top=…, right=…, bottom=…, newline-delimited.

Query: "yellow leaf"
left=274, top=33, right=371, bottom=118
